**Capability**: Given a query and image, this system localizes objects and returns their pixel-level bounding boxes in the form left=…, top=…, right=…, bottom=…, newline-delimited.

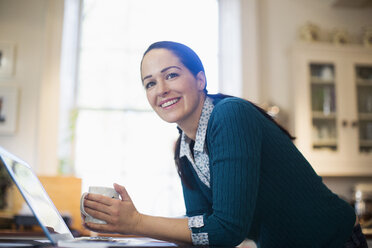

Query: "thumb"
left=114, top=183, right=131, bottom=201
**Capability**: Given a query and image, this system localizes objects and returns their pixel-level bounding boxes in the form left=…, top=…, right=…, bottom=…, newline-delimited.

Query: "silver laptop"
left=0, top=146, right=175, bottom=247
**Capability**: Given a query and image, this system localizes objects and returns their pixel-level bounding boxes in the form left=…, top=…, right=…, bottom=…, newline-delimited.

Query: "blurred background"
left=0, top=0, right=372, bottom=239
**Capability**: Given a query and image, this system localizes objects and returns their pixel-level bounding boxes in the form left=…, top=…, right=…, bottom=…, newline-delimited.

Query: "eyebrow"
left=142, top=66, right=182, bottom=81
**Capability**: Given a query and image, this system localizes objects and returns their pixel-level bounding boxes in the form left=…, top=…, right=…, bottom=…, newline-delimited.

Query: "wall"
left=0, top=0, right=63, bottom=175
left=256, top=0, right=372, bottom=132
left=248, top=0, right=372, bottom=202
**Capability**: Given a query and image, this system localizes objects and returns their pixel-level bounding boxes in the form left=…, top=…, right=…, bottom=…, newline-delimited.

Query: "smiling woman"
left=70, top=0, right=219, bottom=218
left=79, top=41, right=366, bottom=248
left=141, top=44, right=207, bottom=141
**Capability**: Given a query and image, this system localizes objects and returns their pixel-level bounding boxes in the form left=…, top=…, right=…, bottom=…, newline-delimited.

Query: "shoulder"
left=211, top=97, right=260, bottom=120
left=207, top=96, right=263, bottom=138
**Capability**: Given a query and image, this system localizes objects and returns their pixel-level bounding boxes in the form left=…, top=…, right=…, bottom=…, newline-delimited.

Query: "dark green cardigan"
left=181, top=97, right=355, bottom=247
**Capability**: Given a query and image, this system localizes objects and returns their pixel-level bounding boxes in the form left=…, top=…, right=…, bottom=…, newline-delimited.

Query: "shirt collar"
left=179, top=96, right=214, bottom=157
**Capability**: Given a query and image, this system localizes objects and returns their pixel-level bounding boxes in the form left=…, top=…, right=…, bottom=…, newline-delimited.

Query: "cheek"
left=146, top=91, right=156, bottom=107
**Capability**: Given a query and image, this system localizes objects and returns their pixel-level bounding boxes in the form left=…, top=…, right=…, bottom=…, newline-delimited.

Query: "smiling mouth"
left=160, top=98, right=180, bottom=108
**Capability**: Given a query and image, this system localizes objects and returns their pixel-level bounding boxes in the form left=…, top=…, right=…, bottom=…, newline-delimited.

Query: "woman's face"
left=141, top=48, right=206, bottom=127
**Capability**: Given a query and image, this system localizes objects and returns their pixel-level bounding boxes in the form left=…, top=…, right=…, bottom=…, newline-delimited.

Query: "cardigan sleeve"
left=182, top=182, right=212, bottom=246
left=181, top=176, right=212, bottom=217
left=189, top=99, right=263, bottom=246
left=181, top=162, right=213, bottom=246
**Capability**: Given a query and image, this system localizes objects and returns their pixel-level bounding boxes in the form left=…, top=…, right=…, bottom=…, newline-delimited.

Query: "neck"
left=178, top=94, right=206, bottom=140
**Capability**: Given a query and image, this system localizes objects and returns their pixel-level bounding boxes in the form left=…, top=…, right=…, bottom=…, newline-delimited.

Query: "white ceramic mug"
left=80, top=186, right=120, bottom=224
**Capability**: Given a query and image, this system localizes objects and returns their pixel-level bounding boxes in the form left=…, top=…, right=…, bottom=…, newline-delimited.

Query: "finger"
left=113, top=183, right=131, bottom=201
left=84, top=199, right=112, bottom=216
left=81, top=218, right=107, bottom=233
left=82, top=222, right=90, bottom=231
left=85, top=193, right=115, bottom=206
left=84, top=207, right=113, bottom=225
left=85, top=222, right=115, bottom=234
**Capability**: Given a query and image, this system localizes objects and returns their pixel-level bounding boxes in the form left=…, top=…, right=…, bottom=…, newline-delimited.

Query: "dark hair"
left=141, top=41, right=295, bottom=189
left=141, top=41, right=208, bottom=94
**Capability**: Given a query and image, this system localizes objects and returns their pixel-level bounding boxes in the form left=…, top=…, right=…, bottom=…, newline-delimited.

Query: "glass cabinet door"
left=310, top=63, right=338, bottom=150
left=356, top=65, right=372, bottom=153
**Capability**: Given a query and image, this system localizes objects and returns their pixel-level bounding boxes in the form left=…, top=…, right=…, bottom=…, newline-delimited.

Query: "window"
left=71, top=0, right=219, bottom=217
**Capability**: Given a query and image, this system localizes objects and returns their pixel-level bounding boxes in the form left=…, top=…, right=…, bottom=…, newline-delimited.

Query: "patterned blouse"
left=179, top=96, right=214, bottom=245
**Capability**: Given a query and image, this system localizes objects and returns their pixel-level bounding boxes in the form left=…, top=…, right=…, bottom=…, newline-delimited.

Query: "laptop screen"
left=0, top=147, right=74, bottom=243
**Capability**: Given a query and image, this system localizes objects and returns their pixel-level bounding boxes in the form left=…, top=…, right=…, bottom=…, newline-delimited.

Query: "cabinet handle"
left=352, top=121, right=358, bottom=128
left=342, top=120, right=348, bottom=127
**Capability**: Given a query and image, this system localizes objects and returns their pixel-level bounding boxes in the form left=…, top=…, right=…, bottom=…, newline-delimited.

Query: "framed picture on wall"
left=0, top=42, right=15, bottom=77
left=0, top=85, right=18, bottom=135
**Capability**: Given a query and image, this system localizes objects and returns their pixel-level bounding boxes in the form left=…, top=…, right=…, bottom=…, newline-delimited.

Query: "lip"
left=158, top=97, right=181, bottom=108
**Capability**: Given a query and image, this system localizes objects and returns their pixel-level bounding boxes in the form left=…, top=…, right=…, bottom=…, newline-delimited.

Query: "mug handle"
left=80, top=192, right=90, bottom=217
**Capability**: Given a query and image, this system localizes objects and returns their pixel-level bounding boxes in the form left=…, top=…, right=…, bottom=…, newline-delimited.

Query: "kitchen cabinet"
left=292, top=43, right=372, bottom=176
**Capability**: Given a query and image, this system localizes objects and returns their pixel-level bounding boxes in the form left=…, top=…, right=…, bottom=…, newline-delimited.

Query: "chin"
left=153, top=108, right=178, bottom=123
left=159, top=116, right=179, bottom=124
left=156, top=113, right=181, bottom=124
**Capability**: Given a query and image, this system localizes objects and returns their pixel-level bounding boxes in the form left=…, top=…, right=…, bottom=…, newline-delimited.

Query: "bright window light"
left=75, top=0, right=218, bottom=217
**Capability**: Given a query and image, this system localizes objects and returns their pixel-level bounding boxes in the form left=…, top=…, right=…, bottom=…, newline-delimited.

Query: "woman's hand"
left=82, top=183, right=142, bottom=235
left=82, top=183, right=191, bottom=244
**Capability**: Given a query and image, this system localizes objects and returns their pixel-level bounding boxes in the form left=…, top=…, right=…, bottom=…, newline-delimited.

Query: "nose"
left=156, top=80, right=169, bottom=97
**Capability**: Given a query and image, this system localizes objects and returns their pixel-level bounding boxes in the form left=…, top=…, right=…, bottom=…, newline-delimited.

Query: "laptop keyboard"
left=76, top=236, right=116, bottom=242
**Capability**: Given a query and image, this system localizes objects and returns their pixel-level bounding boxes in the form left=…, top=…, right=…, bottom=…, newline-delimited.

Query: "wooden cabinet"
left=292, top=43, right=372, bottom=176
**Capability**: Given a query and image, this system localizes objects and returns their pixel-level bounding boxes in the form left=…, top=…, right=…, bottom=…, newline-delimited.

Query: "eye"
left=166, top=72, right=179, bottom=80
left=145, top=81, right=156, bottom=90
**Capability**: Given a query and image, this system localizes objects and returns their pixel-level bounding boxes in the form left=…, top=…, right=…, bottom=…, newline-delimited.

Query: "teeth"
left=161, top=99, right=179, bottom=108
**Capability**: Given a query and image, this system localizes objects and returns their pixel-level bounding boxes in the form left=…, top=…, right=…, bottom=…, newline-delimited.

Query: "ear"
left=196, top=71, right=206, bottom=92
